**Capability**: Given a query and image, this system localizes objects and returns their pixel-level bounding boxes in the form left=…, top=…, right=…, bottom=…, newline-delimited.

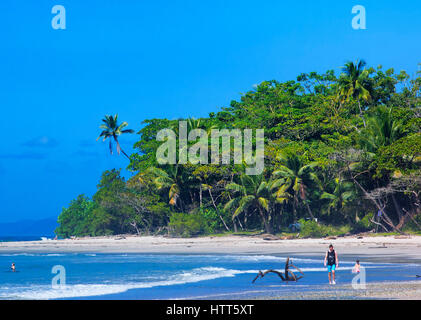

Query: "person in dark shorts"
left=11, top=263, right=16, bottom=272
left=324, top=244, right=339, bottom=284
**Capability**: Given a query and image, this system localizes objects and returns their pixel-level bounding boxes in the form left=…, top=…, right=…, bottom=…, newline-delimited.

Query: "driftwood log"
left=252, top=257, right=304, bottom=283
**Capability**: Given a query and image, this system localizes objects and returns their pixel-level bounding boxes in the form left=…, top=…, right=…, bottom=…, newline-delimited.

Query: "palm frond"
left=258, top=197, right=269, bottom=211
left=232, top=195, right=254, bottom=219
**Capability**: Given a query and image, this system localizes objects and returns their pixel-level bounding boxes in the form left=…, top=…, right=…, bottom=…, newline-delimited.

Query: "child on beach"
left=352, top=260, right=360, bottom=273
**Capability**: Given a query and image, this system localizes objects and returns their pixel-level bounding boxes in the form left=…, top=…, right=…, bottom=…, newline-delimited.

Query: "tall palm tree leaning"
left=97, top=114, right=134, bottom=159
left=337, top=59, right=372, bottom=127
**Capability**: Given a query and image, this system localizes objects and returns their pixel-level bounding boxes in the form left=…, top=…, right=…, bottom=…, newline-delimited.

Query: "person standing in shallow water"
left=11, top=263, right=16, bottom=272
left=352, top=260, right=361, bottom=273
left=324, top=244, right=339, bottom=284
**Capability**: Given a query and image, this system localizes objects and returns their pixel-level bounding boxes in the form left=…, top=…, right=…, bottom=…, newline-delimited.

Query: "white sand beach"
left=1, top=234, right=421, bottom=299
left=1, top=234, right=421, bottom=260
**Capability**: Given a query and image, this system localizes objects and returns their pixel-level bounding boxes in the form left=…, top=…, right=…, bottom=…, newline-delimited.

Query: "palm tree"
left=187, top=117, right=202, bottom=131
left=272, top=152, right=319, bottom=221
left=224, top=174, right=274, bottom=234
left=146, top=166, right=183, bottom=210
left=359, top=106, right=403, bottom=152
left=358, top=106, right=406, bottom=229
left=320, top=178, right=356, bottom=220
left=97, top=114, right=134, bottom=159
left=268, top=177, right=292, bottom=206
left=338, top=59, right=372, bottom=127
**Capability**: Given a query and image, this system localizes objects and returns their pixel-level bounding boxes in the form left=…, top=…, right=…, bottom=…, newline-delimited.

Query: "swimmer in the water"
left=11, top=263, right=16, bottom=272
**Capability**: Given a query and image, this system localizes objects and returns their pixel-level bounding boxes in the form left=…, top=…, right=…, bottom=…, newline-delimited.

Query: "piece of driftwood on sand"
left=252, top=257, right=304, bottom=283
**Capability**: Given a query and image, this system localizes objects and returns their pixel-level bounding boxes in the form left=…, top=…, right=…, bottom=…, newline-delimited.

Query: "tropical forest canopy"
left=56, top=61, right=421, bottom=238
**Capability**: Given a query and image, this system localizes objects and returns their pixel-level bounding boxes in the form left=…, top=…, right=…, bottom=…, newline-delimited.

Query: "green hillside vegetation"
left=56, top=61, right=421, bottom=238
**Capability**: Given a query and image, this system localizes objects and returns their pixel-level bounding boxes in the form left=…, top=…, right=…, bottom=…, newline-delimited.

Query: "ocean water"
left=0, top=253, right=419, bottom=300
left=0, top=236, right=54, bottom=242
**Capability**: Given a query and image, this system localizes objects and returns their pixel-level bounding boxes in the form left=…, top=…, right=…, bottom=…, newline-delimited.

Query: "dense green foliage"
left=56, top=61, right=421, bottom=238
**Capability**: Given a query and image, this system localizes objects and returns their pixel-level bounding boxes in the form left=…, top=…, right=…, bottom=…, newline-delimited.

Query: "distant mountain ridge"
left=0, top=218, right=58, bottom=237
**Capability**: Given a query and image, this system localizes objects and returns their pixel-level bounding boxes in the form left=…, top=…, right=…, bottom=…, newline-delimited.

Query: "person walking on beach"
left=324, top=244, right=338, bottom=284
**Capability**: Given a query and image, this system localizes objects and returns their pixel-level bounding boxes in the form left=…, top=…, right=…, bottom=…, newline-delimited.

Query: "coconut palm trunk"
left=258, top=206, right=273, bottom=234
left=358, top=100, right=367, bottom=128
left=305, top=202, right=316, bottom=220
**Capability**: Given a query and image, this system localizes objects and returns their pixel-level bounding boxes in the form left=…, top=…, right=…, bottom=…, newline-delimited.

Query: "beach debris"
left=394, top=235, right=411, bottom=239
left=262, top=234, right=281, bottom=241
left=280, top=235, right=295, bottom=240
left=416, top=275, right=421, bottom=278
left=252, top=257, right=304, bottom=283
left=369, top=242, right=388, bottom=248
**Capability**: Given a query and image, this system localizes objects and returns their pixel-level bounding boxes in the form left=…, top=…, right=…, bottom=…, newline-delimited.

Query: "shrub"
left=297, top=219, right=351, bottom=238
left=403, top=213, right=421, bottom=234
left=200, top=206, right=232, bottom=233
left=352, top=213, right=374, bottom=233
left=168, top=212, right=208, bottom=237
left=298, top=219, right=326, bottom=238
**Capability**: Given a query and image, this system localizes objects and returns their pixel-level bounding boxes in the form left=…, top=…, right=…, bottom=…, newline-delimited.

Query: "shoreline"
left=78, top=280, right=421, bottom=301
left=1, top=235, right=420, bottom=300
left=1, top=234, right=421, bottom=263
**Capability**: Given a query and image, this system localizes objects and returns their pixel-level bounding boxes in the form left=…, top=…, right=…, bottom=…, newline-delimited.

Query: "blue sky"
left=0, top=1, right=420, bottom=223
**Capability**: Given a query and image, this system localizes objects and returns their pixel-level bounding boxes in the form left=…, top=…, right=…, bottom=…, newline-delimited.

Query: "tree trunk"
left=208, top=189, right=229, bottom=231
left=116, top=139, right=130, bottom=159
left=258, top=206, right=273, bottom=234
left=305, top=202, right=316, bottom=221
left=370, top=215, right=389, bottom=232
left=292, top=198, right=298, bottom=222
left=347, top=166, right=402, bottom=234
left=404, top=207, right=421, bottom=230
left=355, top=210, right=360, bottom=223
left=189, top=190, right=194, bottom=204
left=358, top=100, right=366, bottom=128
left=121, top=148, right=131, bottom=159
left=392, top=194, right=405, bottom=230
left=130, top=221, right=140, bottom=235
left=252, top=257, right=304, bottom=283
left=199, top=184, right=203, bottom=209
left=236, top=216, right=244, bottom=230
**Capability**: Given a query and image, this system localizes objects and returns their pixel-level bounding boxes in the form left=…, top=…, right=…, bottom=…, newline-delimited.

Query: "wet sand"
left=247, top=281, right=421, bottom=300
